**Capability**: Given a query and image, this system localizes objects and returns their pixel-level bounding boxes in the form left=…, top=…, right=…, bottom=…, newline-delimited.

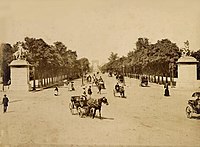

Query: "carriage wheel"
left=186, top=106, right=192, bottom=118
left=78, top=107, right=83, bottom=118
left=69, top=103, right=74, bottom=115
left=89, top=108, right=94, bottom=118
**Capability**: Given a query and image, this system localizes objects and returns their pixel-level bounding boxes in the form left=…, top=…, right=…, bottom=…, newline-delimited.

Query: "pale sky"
left=0, top=0, right=200, bottom=64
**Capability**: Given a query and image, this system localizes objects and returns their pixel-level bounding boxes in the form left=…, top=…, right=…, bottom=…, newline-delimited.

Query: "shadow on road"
left=116, top=96, right=127, bottom=99
left=140, top=85, right=151, bottom=88
left=9, top=100, right=22, bottom=103
left=6, top=111, right=15, bottom=113
left=94, top=116, right=114, bottom=120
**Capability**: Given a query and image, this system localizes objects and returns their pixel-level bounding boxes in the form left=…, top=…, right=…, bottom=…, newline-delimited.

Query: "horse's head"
left=101, top=97, right=109, bottom=105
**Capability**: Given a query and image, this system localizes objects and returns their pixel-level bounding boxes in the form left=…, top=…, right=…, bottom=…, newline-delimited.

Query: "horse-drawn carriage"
left=140, top=76, right=148, bottom=87
left=93, top=77, right=106, bottom=90
left=113, top=85, right=125, bottom=98
left=69, top=95, right=109, bottom=119
left=116, top=74, right=124, bottom=83
left=69, top=95, right=86, bottom=115
left=186, top=92, right=200, bottom=119
left=68, top=82, right=75, bottom=91
left=98, top=80, right=106, bottom=89
left=108, top=72, right=112, bottom=77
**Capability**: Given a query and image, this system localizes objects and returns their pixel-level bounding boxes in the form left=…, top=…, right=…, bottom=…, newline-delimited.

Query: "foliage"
left=101, top=38, right=181, bottom=76
left=78, top=58, right=90, bottom=73
left=1, top=37, right=90, bottom=82
left=0, top=43, right=14, bottom=84
left=108, top=52, right=119, bottom=62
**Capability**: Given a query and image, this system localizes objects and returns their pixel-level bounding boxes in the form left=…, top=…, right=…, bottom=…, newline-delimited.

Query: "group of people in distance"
left=82, top=85, right=92, bottom=98
left=51, top=72, right=170, bottom=101
left=54, top=80, right=75, bottom=96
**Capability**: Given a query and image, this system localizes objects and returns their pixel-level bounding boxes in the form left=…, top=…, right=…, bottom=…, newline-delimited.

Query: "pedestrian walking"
left=2, top=94, right=9, bottom=113
left=164, top=83, right=170, bottom=96
left=54, top=86, right=59, bottom=96
left=82, top=87, right=87, bottom=96
left=87, top=86, right=92, bottom=99
left=70, top=82, right=75, bottom=91
left=97, top=84, right=102, bottom=94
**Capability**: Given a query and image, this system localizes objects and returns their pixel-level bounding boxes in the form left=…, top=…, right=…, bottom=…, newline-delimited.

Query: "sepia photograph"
left=0, top=0, right=200, bottom=146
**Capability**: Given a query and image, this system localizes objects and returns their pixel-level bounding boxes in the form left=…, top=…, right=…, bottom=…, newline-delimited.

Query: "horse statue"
left=13, top=43, right=28, bottom=60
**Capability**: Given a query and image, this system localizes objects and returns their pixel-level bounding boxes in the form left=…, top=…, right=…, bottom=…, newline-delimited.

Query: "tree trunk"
left=157, top=76, right=160, bottom=84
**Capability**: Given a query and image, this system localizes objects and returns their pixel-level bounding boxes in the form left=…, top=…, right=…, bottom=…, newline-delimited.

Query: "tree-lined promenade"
left=0, top=37, right=90, bottom=89
left=101, top=38, right=200, bottom=82
left=0, top=74, right=199, bottom=146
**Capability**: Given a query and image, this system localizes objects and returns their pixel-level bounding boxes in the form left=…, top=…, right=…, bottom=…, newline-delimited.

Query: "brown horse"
left=87, top=97, right=109, bottom=119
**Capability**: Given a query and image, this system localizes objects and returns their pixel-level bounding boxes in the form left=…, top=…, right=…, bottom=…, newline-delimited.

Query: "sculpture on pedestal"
left=176, top=40, right=199, bottom=89
left=9, top=43, right=30, bottom=91
left=181, top=40, right=190, bottom=57
left=13, top=42, right=28, bottom=60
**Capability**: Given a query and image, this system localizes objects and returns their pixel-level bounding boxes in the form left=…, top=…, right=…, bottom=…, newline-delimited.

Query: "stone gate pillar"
left=9, top=59, right=30, bottom=91
left=176, top=56, right=199, bottom=89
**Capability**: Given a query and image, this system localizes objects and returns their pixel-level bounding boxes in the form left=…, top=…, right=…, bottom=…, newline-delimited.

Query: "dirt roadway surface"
left=0, top=74, right=200, bottom=146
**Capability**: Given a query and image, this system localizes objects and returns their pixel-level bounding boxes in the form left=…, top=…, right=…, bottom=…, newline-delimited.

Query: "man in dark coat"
left=2, top=94, right=9, bottom=113
left=88, top=86, right=92, bottom=97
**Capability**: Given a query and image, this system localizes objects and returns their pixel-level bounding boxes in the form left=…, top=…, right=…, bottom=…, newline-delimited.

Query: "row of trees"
left=101, top=38, right=200, bottom=79
left=0, top=37, right=90, bottom=87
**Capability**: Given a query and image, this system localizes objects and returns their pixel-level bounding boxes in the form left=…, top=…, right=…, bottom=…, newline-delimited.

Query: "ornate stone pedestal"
left=176, top=56, right=199, bottom=89
left=9, top=59, right=30, bottom=91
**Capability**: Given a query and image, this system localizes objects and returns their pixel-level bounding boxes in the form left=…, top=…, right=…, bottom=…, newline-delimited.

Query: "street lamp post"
left=81, top=65, right=84, bottom=86
left=122, top=64, right=126, bottom=86
left=33, top=66, right=36, bottom=90
left=169, top=59, right=175, bottom=88
left=171, top=62, right=175, bottom=88
left=122, top=65, right=125, bottom=76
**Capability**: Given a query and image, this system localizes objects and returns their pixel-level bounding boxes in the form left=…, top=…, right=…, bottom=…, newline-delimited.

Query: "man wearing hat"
left=2, top=94, right=9, bottom=113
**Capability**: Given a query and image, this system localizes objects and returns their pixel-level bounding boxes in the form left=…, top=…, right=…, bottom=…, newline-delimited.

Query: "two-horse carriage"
left=186, top=92, right=200, bottom=119
left=69, top=95, right=109, bottom=119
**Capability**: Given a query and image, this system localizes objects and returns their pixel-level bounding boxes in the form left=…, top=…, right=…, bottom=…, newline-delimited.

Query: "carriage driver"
left=81, top=87, right=87, bottom=99
left=195, top=95, right=200, bottom=110
left=115, top=83, right=120, bottom=92
left=120, top=86, right=125, bottom=97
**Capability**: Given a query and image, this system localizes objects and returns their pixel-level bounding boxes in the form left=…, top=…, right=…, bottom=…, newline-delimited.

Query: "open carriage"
left=140, top=76, right=148, bottom=87
left=98, top=80, right=106, bottom=89
left=69, top=96, right=87, bottom=115
left=186, top=92, right=200, bottom=119
left=116, top=74, right=124, bottom=83
left=69, top=95, right=109, bottom=119
left=113, top=85, right=125, bottom=98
